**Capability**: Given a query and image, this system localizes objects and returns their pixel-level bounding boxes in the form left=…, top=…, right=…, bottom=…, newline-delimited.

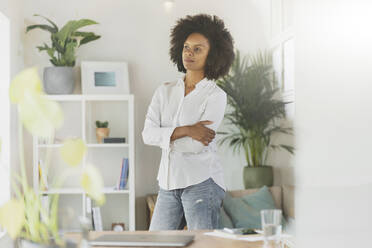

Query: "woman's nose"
left=185, top=47, right=193, bottom=56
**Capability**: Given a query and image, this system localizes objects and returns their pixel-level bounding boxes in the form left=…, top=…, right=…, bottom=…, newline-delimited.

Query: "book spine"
left=122, top=158, right=129, bottom=189
left=119, top=158, right=125, bottom=189
left=120, top=158, right=129, bottom=189
left=92, top=207, right=103, bottom=231
left=42, top=161, right=48, bottom=190
left=92, top=207, right=96, bottom=230
left=40, top=195, right=49, bottom=222
left=96, top=207, right=103, bottom=231
left=117, top=159, right=124, bottom=189
left=38, top=160, right=48, bottom=191
left=91, top=207, right=96, bottom=231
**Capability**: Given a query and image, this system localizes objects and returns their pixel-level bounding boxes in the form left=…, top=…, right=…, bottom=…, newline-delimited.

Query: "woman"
left=142, top=14, right=234, bottom=230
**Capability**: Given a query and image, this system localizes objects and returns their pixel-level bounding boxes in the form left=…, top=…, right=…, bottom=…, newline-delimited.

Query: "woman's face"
left=182, top=32, right=210, bottom=73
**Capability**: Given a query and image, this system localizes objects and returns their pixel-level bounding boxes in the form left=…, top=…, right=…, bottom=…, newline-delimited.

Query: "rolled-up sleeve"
left=171, top=90, right=227, bottom=153
left=142, top=86, right=176, bottom=149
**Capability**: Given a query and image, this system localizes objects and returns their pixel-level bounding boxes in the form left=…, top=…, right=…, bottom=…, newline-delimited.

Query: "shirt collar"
left=178, top=76, right=210, bottom=89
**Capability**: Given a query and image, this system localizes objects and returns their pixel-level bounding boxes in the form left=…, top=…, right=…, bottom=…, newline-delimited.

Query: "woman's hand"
left=187, top=120, right=215, bottom=146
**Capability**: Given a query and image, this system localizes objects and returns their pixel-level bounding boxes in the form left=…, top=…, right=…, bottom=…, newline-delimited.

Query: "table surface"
left=65, top=230, right=265, bottom=248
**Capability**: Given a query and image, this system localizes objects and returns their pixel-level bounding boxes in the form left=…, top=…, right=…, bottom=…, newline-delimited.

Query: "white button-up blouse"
left=142, top=77, right=227, bottom=191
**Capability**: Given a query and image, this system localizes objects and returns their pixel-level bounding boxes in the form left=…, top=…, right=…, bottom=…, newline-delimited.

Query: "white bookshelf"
left=33, top=94, right=136, bottom=231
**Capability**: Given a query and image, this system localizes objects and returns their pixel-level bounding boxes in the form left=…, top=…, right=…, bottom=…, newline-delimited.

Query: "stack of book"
left=103, top=137, right=126, bottom=143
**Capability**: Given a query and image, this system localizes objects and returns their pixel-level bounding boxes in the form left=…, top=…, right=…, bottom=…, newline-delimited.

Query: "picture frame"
left=81, top=61, right=130, bottom=95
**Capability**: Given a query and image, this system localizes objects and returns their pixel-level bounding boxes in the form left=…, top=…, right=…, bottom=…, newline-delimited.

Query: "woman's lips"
left=184, top=59, right=194, bottom=63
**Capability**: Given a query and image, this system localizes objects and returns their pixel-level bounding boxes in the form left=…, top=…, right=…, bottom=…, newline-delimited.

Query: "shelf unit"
left=33, top=94, right=135, bottom=231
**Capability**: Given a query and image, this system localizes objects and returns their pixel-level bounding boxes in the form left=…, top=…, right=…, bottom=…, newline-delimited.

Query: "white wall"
left=294, top=0, right=372, bottom=247
left=21, top=0, right=283, bottom=229
left=0, top=0, right=24, bottom=76
left=0, top=0, right=24, bottom=244
left=0, top=9, right=11, bottom=210
left=0, top=0, right=24, bottom=193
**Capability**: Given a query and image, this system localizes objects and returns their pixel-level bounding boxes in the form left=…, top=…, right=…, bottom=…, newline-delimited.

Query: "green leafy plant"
left=96, top=120, right=109, bottom=128
left=217, top=50, right=294, bottom=167
left=26, top=14, right=101, bottom=67
left=0, top=68, right=105, bottom=246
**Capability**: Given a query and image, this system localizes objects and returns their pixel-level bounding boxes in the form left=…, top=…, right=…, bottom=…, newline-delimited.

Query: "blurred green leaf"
left=18, top=91, right=64, bottom=138
left=9, top=67, right=42, bottom=104
left=60, top=138, right=87, bottom=167
left=81, top=164, right=105, bottom=206
left=0, top=199, right=25, bottom=239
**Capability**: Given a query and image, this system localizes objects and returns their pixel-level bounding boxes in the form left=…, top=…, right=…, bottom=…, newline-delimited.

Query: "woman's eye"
left=194, top=48, right=200, bottom=52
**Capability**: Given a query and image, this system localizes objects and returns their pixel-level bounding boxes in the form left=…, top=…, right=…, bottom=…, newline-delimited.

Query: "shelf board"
left=103, top=187, right=130, bottom=194
left=87, top=143, right=129, bottom=148
left=40, top=188, right=84, bottom=194
left=38, top=143, right=129, bottom=148
left=44, top=95, right=83, bottom=101
left=37, top=144, right=63, bottom=148
left=39, top=187, right=130, bottom=195
left=84, top=95, right=133, bottom=101
left=44, top=94, right=133, bottom=101
left=59, top=229, right=81, bottom=234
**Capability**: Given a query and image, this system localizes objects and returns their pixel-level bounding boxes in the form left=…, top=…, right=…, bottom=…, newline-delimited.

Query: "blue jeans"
left=149, top=178, right=225, bottom=230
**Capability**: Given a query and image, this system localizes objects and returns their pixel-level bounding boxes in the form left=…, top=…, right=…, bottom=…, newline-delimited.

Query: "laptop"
left=89, top=233, right=195, bottom=247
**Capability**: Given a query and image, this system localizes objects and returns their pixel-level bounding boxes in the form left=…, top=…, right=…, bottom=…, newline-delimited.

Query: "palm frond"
left=217, top=49, right=294, bottom=166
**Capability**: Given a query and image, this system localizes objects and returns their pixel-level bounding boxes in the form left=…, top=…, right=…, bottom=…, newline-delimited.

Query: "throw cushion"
left=218, top=207, right=234, bottom=229
left=223, top=186, right=278, bottom=229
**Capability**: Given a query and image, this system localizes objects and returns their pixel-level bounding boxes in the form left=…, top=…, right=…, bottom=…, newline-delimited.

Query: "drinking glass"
left=260, top=209, right=282, bottom=248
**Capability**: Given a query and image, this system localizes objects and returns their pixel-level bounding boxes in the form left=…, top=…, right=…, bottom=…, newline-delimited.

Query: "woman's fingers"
left=202, top=126, right=215, bottom=135
left=191, top=121, right=215, bottom=144
left=199, top=120, right=213, bottom=125
left=208, top=130, right=215, bottom=138
left=202, top=135, right=214, bottom=145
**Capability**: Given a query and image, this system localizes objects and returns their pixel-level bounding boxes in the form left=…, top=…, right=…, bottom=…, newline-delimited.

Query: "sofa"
left=146, top=185, right=295, bottom=229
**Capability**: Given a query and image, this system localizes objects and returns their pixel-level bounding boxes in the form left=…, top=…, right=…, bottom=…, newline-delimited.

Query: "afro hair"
left=170, top=14, right=235, bottom=81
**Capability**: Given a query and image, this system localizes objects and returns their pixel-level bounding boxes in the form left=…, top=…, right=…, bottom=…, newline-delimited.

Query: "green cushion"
left=218, top=207, right=234, bottom=229
left=222, top=186, right=278, bottom=229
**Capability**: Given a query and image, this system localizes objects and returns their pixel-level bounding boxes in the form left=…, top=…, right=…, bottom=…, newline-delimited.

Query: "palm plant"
left=26, top=14, right=100, bottom=67
left=217, top=50, right=294, bottom=168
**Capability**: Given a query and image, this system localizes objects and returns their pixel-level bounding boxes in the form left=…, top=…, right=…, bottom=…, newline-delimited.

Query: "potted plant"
left=26, top=14, right=101, bottom=94
left=96, top=121, right=109, bottom=143
left=0, top=67, right=105, bottom=247
left=217, top=50, right=294, bottom=189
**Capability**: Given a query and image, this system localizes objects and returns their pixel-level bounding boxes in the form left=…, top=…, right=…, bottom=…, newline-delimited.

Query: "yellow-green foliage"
left=0, top=67, right=105, bottom=246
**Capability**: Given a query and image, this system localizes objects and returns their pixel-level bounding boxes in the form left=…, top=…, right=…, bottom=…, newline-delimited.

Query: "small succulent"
left=96, top=120, right=109, bottom=128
